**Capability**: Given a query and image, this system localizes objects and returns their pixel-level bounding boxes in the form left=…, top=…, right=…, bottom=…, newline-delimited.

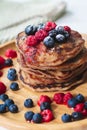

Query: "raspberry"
left=5, top=49, right=17, bottom=58
left=26, top=35, right=38, bottom=46
left=0, top=82, right=6, bottom=95
left=63, top=92, right=73, bottom=104
left=35, top=29, right=48, bottom=41
left=37, top=95, right=52, bottom=106
left=0, top=71, right=3, bottom=77
left=64, top=26, right=71, bottom=33
left=81, top=109, right=87, bottom=116
left=41, top=109, right=54, bottom=122
left=74, top=103, right=84, bottom=112
left=53, top=93, right=65, bottom=104
left=0, top=56, right=5, bottom=69
left=45, top=21, right=56, bottom=31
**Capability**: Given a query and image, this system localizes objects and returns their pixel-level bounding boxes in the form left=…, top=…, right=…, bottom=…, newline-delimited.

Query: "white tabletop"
left=56, top=0, right=87, bottom=33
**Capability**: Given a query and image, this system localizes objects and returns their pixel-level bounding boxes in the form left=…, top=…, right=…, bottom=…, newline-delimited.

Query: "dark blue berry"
left=0, top=94, right=9, bottom=101
left=63, top=31, right=70, bottom=39
left=5, top=99, right=14, bottom=107
left=8, top=68, right=16, bottom=74
left=84, top=101, right=87, bottom=110
left=37, top=23, right=45, bottom=31
left=24, top=98, right=33, bottom=108
left=8, top=104, right=18, bottom=113
left=61, top=113, right=72, bottom=123
left=32, top=113, right=42, bottom=123
left=40, top=102, right=51, bottom=111
left=10, top=82, right=19, bottom=91
left=56, top=34, right=65, bottom=43
left=49, top=29, right=57, bottom=37
left=75, top=94, right=85, bottom=103
left=43, top=36, right=55, bottom=48
left=55, top=26, right=64, bottom=34
left=72, top=112, right=83, bottom=121
left=25, top=25, right=37, bottom=35
left=5, top=59, right=13, bottom=66
left=24, top=111, right=34, bottom=121
left=7, top=68, right=17, bottom=81
left=0, top=104, right=7, bottom=113
left=68, top=98, right=78, bottom=108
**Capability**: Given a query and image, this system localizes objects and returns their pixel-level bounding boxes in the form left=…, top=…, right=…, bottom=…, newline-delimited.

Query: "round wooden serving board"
left=0, top=34, right=87, bottom=130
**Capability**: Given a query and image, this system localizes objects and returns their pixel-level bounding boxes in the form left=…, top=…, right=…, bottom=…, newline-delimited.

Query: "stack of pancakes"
left=16, top=30, right=87, bottom=91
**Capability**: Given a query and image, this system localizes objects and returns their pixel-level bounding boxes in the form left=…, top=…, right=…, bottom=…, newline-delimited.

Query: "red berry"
left=81, top=109, right=87, bottom=116
left=5, top=49, right=17, bottom=58
left=37, top=95, right=52, bottom=106
left=26, top=35, right=38, bottom=46
left=0, top=56, right=5, bottom=68
left=63, top=92, right=73, bottom=104
left=35, top=29, right=48, bottom=41
left=64, top=26, right=71, bottom=33
left=53, top=93, right=65, bottom=104
left=41, top=109, right=54, bottom=122
left=0, top=82, right=6, bottom=94
left=45, top=21, right=56, bottom=31
left=0, top=71, right=3, bottom=77
left=74, top=103, right=84, bottom=112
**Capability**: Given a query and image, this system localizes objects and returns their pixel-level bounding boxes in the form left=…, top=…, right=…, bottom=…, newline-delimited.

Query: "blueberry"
left=63, top=31, right=70, bottom=39
left=72, top=112, right=83, bottom=121
left=24, top=111, right=34, bottom=121
left=8, top=104, right=18, bottom=113
left=25, top=25, right=37, bottom=35
left=56, top=34, right=65, bottom=43
left=61, top=113, right=72, bottom=123
left=40, top=102, right=51, bottom=111
left=68, top=98, right=78, bottom=108
left=24, top=98, right=33, bottom=108
left=7, top=68, right=17, bottom=81
left=8, top=68, right=16, bottom=74
left=37, top=23, right=45, bottom=31
left=43, top=36, right=55, bottom=48
left=55, top=26, right=64, bottom=34
left=5, top=59, right=13, bottom=66
left=10, top=82, right=19, bottom=91
left=0, top=94, right=9, bottom=101
left=5, top=99, right=14, bottom=107
left=32, top=113, right=42, bottom=123
left=75, top=94, right=85, bottom=103
left=84, top=101, right=87, bottom=109
left=0, top=104, right=7, bottom=113
left=49, top=29, right=57, bottom=37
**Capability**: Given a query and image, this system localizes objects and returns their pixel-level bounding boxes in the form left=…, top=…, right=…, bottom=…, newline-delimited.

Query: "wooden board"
left=0, top=34, right=87, bottom=130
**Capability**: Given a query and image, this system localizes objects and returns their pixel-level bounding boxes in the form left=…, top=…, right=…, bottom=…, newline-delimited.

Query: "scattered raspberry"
left=0, top=71, right=3, bottom=77
left=64, top=26, right=71, bottom=33
left=74, top=103, right=84, bottom=112
left=26, top=35, right=38, bottom=46
left=5, top=49, right=17, bottom=58
left=0, top=82, right=6, bottom=95
left=41, top=109, right=54, bottom=122
left=53, top=93, right=65, bottom=104
left=0, top=56, right=5, bottom=69
left=37, top=95, right=52, bottom=106
left=81, top=109, right=87, bottom=116
left=45, top=21, right=56, bottom=31
left=63, top=92, right=73, bottom=104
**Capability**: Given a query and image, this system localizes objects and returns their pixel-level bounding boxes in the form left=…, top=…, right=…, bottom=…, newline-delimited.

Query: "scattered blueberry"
left=5, top=59, right=13, bottom=66
left=68, top=98, right=78, bottom=108
left=8, top=68, right=16, bottom=74
left=61, top=113, right=72, bottom=123
left=8, top=104, right=18, bottom=113
left=0, top=94, right=9, bottom=101
left=56, top=34, right=65, bottom=43
left=40, top=102, right=51, bottom=111
left=72, top=112, right=83, bottom=121
left=7, top=68, right=17, bottom=81
left=24, top=111, right=34, bottom=121
left=37, top=23, right=45, bottom=31
left=55, top=26, right=64, bottom=34
left=5, top=99, right=14, bottom=107
left=43, top=36, right=55, bottom=48
left=75, top=94, right=85, bottom=103
left=49, top=29, right=57, bottom=37
left=25, top=25, right=37, bottom=35
left=10, top=82, right=19, bottom=91
left=0, top=104, right=7, bottom=113
left=63, top=31, right=70, bottom=39
left=84, top=101, right=87, bottom=110
left=32, top=113, right=42, bottom=123
left=24, top=98, right=34, bottom=108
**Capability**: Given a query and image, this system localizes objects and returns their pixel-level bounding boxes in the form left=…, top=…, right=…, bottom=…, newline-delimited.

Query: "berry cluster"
left=24, top=22, right=71, bottom=49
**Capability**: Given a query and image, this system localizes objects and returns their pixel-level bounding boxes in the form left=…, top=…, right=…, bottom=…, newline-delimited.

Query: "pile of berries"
left=24, top=22, right=71, bottom=49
